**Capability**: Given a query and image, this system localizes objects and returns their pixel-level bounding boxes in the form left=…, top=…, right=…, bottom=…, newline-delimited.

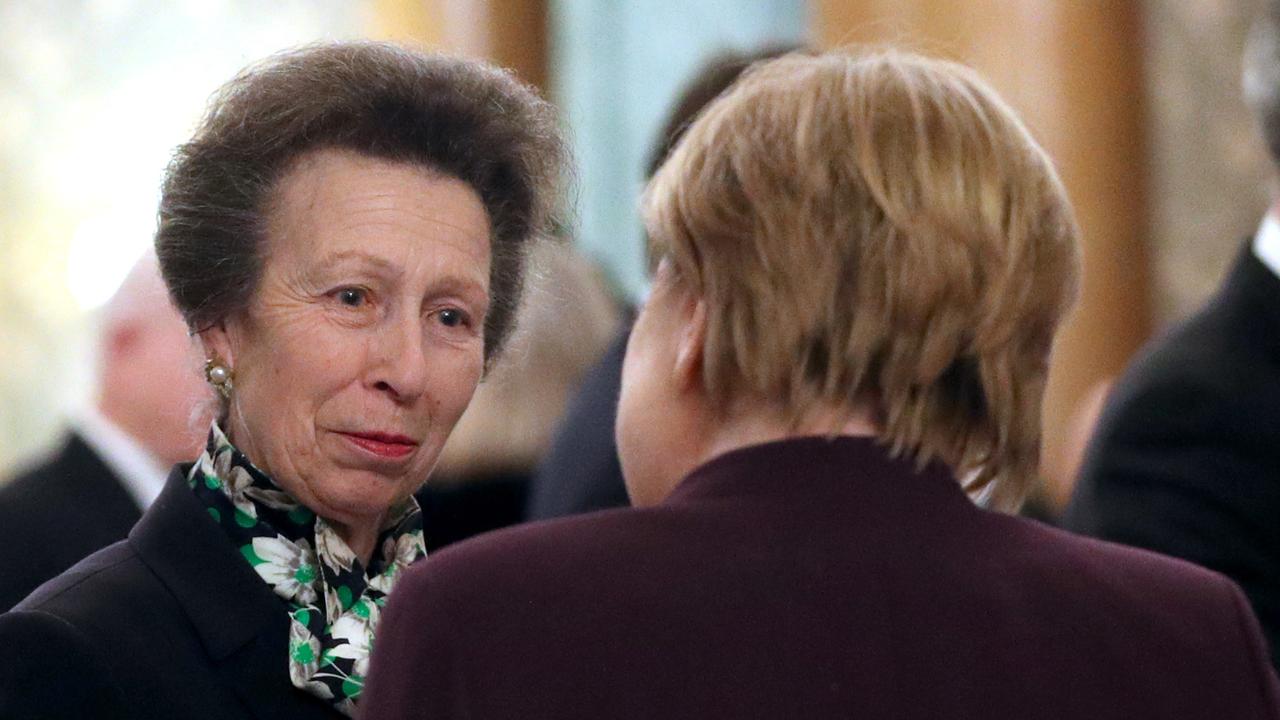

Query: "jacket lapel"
left=129, top=469, right=340, bottom=720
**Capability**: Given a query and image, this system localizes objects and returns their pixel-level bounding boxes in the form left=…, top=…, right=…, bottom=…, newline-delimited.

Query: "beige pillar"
left=368, top=0, right=548, bottom=91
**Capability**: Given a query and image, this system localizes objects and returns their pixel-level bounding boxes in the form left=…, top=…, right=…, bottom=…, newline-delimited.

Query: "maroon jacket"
left=363, top=437, right=1280, bottom=719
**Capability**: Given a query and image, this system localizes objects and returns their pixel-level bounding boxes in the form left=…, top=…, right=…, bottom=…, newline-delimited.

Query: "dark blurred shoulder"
left=0, top=434, right=142, bottom=611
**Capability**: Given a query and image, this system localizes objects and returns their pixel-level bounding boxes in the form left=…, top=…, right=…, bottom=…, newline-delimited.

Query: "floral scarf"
left=188, top=422, right=425, bottom=717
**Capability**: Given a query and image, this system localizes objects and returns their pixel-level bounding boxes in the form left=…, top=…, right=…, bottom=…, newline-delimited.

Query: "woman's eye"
left=437, top=308, right=466, bottom=328
left=335, top=288, right=368, bottom=307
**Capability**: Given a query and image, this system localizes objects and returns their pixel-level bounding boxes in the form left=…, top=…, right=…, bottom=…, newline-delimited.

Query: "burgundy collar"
left=664, top=435, right=977, bottom=515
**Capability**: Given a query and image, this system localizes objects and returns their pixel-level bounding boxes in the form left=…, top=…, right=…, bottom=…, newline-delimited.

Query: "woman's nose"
left=370, top=317, right=430, bottom=403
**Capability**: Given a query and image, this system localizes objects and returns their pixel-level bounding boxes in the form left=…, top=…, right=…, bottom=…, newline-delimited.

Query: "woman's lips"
left=338, top=431, right=419, bottom=459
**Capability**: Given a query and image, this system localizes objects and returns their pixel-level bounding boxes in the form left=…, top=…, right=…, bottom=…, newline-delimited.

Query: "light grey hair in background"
left=1244, top=0, right=1280, bottom=167
left=99, top=251, right=171, bottom=334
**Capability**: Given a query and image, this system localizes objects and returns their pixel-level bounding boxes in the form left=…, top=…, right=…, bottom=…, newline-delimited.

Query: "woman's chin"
left=307, top=470, right=418, bottom=527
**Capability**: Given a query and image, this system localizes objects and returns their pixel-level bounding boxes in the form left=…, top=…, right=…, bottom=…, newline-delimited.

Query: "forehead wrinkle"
left=332, top=205, right=490, bottom=246
left=281, top=150, right=486, bottom=228
left=268, top=150, right=492, bottom=298
left=310, top=182, right=491, bottom=252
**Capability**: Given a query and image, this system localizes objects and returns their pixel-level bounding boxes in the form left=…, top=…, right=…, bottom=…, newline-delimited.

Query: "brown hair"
left=155, top=41, right=566, bottom=363
left=643, top=49, right=1080, bottom=510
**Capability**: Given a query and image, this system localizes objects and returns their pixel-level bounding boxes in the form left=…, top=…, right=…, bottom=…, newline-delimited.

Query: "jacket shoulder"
left=993, top=516, right=1278, bottom=696
left=396, top=507, right=674, bottom=619
left=0, top=609, right=128, bottom=718
left=1001, top=516, right=1260, bottom=642
left=14, top=540, right=154, bottom=625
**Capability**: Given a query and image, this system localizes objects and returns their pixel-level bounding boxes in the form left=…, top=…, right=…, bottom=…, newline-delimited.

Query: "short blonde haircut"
left=642, top=49, right=1080, bottom=510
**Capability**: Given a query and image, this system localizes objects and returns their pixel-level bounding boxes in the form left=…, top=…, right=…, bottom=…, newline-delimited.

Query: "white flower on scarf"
left=212, top=451, right=298, bottom=520
left=327, top=599, right=380, bottom=678
left=367, top=532, right=425, bottom=593
left=316, top=520, right=358, bottom=574
left=287, top=615, right=333, bottom=699
left=252, top=535, right=319, bottom=605
left=222, top=465, right=259, bottom=520
left=245, top=486, right=301, bottom=512
left=193, top=451, right=216, bottom=483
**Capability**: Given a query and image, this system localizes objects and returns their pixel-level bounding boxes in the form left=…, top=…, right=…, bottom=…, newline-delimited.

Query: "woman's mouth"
left=338, top=431, right=419, bottom=459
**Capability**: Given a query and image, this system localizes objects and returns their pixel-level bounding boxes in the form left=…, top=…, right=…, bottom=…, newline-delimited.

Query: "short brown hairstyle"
left=642, top=49, right=1080, bottom=510
left=155, top=41, right=566, bottom=362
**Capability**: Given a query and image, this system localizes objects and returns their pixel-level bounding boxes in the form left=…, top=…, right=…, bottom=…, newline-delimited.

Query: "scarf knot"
left=189, top=423, right=425, bottom=716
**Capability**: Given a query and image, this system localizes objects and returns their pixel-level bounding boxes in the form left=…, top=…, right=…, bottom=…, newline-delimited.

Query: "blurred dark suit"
left=0, top=433, right=142, bottom=611
left=416, top=472, right=529, bottom=552
left=364, top=437, right=1280, bottom=719
left=526, top=323, right=632, bottom=519
left=0, top=467, right=340, bottom=719
left=1065, top=240, right=1280, bottom=669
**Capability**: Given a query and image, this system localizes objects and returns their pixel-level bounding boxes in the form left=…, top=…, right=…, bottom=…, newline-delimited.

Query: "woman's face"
left=205, top=148, right=490, bottom=530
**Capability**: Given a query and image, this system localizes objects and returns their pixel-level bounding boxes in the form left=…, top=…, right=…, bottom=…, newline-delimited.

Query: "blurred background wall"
left=1, top=0, right=1271, bottom=516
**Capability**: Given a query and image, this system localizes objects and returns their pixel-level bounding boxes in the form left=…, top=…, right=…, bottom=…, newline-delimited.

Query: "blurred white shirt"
left=1255, top=213, right=1280, bottom=279
left=72, top=407, right=168, bottom=511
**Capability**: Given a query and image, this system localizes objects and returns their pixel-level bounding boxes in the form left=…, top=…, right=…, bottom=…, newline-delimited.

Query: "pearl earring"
left=204, top=358, right=234, bottom=398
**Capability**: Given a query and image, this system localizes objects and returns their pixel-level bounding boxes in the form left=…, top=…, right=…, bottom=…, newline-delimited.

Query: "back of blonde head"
left=642, top=49, right=1080, bottom=510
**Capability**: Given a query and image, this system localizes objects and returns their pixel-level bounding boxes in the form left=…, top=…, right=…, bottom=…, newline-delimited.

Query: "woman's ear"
left=196, top=319, right=236, bottom=369
left=672, top=296, right=707, bottom=393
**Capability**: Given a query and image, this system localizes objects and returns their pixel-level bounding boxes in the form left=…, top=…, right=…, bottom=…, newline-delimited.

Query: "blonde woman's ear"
left=673, top=297, right=707, bottom=393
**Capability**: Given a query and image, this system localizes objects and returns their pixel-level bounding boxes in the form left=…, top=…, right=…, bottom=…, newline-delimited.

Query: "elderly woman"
left=360, top=50, right=1280, bottom=719
left=0, top=42, right=562, bottom=719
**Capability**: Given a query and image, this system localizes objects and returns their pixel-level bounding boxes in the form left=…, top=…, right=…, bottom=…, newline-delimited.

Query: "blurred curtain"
left=551, top=0, right=809, bottom=301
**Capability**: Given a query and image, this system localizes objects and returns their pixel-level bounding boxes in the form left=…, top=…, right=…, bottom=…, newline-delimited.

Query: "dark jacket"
left=1065, top=241, right=1280, bottom=670
left=0, top=432, right=142, bottom=611
left=363, top=436, right=1280, bottom=720
left=0, top=467, right=341, bottom=720
left=525, top=324, right=632, bottom=519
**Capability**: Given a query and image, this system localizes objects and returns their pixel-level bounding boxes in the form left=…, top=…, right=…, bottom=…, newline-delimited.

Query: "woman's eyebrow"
left=427, top=273, right=490, bottom=307
left=315, top=250, right=398, bottom=273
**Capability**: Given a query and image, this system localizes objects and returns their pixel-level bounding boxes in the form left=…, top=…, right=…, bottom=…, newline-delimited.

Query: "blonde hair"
left=642, top=49, right=1080, bottom=511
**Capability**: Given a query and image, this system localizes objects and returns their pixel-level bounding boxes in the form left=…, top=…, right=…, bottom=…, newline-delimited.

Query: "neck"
left=643, top=401, right=879, bottom=505
left=702, top=403, right=879, bottom=466
left=329, top=520, right=382, bottom=567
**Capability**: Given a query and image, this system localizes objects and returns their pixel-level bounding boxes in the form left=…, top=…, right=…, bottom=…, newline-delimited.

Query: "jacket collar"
left=1221, top=238, right=1280, bottom=355
left=664, top=435, right=978, bottom=516
left=128, top=467, right=338, bottom=719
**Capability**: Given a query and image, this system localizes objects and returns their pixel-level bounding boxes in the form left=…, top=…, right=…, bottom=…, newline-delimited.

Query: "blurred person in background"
left=0, top=41, right=564, bottom=719
left=363, top=49, right=1280, bottom=719
left=0, top=252, right=209, bottom=611
left=1065, top=0, right=1280, bottom=672
left=527, top=43, right=804, bottom=521
left=418, top=240, right=621, bottom=549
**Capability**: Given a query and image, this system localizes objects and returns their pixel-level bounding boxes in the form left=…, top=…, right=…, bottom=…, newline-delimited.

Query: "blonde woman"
left=363, top=50, right=1280, bottom=719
